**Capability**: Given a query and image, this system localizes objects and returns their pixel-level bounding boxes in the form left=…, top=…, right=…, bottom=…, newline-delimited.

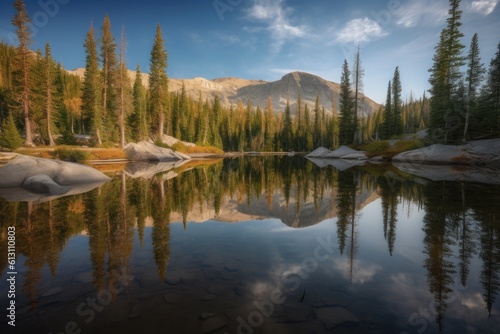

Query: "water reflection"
left=0, top=157, right=499, bottom=333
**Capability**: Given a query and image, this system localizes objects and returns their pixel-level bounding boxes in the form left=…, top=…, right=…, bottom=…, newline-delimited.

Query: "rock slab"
left=124, top=141, right=192, bottom=162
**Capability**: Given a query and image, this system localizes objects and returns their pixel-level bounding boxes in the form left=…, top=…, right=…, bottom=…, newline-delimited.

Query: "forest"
left=0, top=0, right=499, bottom=152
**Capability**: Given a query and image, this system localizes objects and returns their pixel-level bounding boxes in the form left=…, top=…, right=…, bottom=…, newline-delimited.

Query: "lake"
left=0, top=156, right=499, bottom=334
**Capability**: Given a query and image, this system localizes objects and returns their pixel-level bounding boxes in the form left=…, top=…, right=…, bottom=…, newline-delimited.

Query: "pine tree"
left=428, top=0, right=465, bottom=143
left=352, top=46, right=364, bottom=144
left=382, top=81, right=392, bottom=139
left=304, top=103, right=313, bottom=150
left=313, top=95, right=321, bottom=147
left=339, top=59, right=354, bottom=145
left=131, top=64, right=147, bottom=141
left=12, top=0, right=34, bottom=146
left=100, top=14, right=119, bottom=143
left=148, top=24, right=168, bottom=138
left=295, top=93, right=303, bottom=151
left=477, top=41, right=500, bottom=137
left=81, top=24, right=102, bottom=144
left=117, top=26, right=130, bottom=147
left=0, top=112, right=23, bottom=149
left=463, top=33, right=485, bottom=141
left=392, top=66, right=403, bottom=136
left=282, top=98, right=293, bottom=151
left=43, top=43, right=57, bottom=146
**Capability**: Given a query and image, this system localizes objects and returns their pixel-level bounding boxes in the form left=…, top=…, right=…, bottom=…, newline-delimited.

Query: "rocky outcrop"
left=159, top=134, right=195, bottom=148
left=306, top=146, right=368, bottom=160
left=124, top=141, right=191, bottom=161
left=392, top=138, right=500, bottom=167
left=0, top=154, right=110, bottom=201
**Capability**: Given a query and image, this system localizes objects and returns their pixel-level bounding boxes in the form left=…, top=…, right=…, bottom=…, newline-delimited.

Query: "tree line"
left=428, top=0, right=500, bottom=142
left=0, top=0, right=499, bottom=152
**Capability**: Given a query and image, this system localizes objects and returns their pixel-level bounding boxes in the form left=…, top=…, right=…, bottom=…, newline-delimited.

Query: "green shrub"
left=364, top=141, right=390, bottom=157
left=0, top=114, right=23, bottom=149
left=52, top=148, right=90, bottom=163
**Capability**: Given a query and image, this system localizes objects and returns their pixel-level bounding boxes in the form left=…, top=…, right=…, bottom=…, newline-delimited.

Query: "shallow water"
left=0, top=157, right=499, bottom=333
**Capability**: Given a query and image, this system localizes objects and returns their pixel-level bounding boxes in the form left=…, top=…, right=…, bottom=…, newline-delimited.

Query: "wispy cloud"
left=394, top=0, right=448, bottom=28
left=246, top=0, right=307, bottom=52
left=336, top=18, right=387, bottom=44
left=211, top=31, right=240, bottom=44
left=469, top=0, right=498, bottom=15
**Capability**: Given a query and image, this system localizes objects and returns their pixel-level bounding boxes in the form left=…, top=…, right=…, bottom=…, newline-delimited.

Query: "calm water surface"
left=0, top=157, right=499, bottom=334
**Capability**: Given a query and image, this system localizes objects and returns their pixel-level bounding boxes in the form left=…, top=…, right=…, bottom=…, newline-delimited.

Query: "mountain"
left=67, top=69, right=381, bottom=116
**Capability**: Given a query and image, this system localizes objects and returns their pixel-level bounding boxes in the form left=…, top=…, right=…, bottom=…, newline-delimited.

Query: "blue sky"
left=0, top=0, right=499, bottom=103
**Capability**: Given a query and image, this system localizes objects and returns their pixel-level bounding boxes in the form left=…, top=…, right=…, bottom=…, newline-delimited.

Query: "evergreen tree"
left=484, top=42, right=500, bottom=135
left=463, top=33, right=485, bottom=141
left=428, top=0, right=465, bottom=143
left=295, top=93, right=303, bottom=151
left=131, top=64, right=148, bottom=141
left=100, top=14, right=119, bottom=143
left=81, top=24, right=102, bottom=144
left=313, top=95, right=321, bottom=147
left=339, top=59, right=354, bottom=145
left=0, top=112, right=23, bottom=149
left=352, top=46, right=364, bottom=144
left=148, top=24, right=168, bottom=138
left=43, top=43, right=57, bottom=146
left=382, top=81, right=392, bottom=139
left=117, top=26, right=131, bottom=147
left=282, top=98, right=293, bottom=151
left=54, top=64, right=76, bottom=145
left=304, top=103, right=313, bottom=150
left=12, top=0, right=34, bottom=146
left=392, top=66, right=403, bottom=136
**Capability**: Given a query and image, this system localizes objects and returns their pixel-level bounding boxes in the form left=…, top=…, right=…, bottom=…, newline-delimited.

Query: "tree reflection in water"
left=0, top=157, right=499, bottom=332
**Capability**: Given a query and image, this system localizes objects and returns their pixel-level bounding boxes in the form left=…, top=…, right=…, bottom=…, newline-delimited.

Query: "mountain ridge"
left=66, top=68, right=381, bottom=116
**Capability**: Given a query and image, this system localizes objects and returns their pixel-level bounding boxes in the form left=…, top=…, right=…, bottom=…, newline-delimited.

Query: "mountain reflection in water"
left=0, top=156, right=499, bottom=334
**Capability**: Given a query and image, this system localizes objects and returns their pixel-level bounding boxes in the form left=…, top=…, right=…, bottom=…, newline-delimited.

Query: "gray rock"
left=392, top=144, right=469, bottom=164
left=73, top=271, right=93, bottom=284
left=22, top=174, right=70, bottom=195
left=0, top=154, right=110, bottom=188
left=124, top=141, right=191, bottom=162
left=125, top=160, right=188, bottom=180
left=283, top=303, right=311, bottom=322
left=201, top=316, right=226, bottom=333
left=200, top=312, right=216, bottom=319
left=392, top=139, right=500, bottom=166
left=42, top=287, right=63, bottom=297
left=314, top=307, right=359, bottom=329
left=324, top=146, right=366, bottom=159
left=306, top=147, right=332, bottom=158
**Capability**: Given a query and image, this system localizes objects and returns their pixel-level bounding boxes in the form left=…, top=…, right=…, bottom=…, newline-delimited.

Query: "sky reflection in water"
left=0, top=157, right=499, bottom=334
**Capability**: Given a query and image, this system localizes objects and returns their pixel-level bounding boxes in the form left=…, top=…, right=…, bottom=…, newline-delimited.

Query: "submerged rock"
left=314, top=306, right=359, bottom=329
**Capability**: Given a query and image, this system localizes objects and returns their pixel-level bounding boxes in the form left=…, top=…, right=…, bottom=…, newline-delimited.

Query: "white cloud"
left=211, top=31, right=240, bottom=44
left=394, top=0, right=448, bottom=28
left=336, top=18, right=387, bottom=44
left=246, top=0, right=307, bottom=52
left=334, top=258, right=382, bottom=284
left=470, top=0, right=498, bottom=15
